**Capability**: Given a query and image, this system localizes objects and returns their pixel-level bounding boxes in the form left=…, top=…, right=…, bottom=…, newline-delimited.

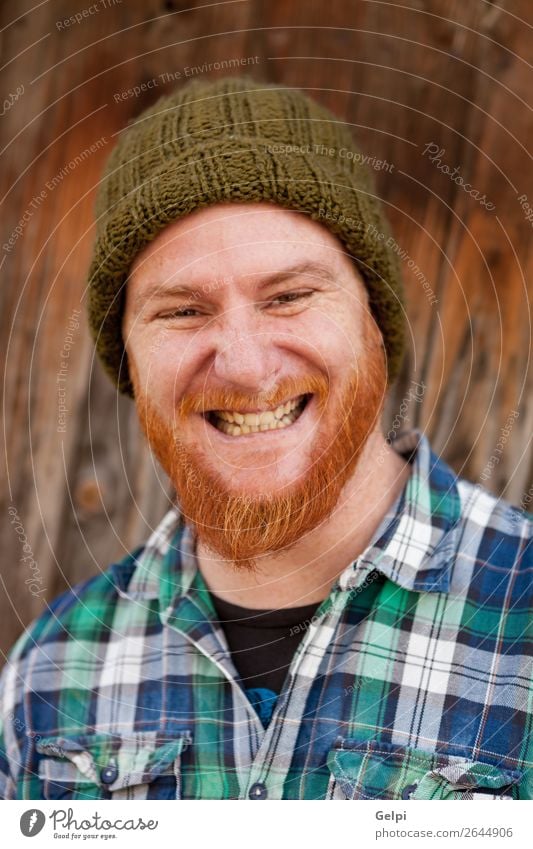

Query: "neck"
left=195, top=430, right=411, bottom=610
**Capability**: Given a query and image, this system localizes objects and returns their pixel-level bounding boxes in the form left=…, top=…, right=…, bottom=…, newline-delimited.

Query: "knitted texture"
left=88, top=76, right=406, bottom=396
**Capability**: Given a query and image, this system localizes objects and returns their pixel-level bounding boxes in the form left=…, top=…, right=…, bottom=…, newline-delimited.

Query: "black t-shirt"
left=207, top=483, right=409, bottom=726
left=210, top=593, right=322, bottom=726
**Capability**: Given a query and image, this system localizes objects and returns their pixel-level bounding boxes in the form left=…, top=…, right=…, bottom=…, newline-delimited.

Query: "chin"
left=210, top=462, right=312, bottom=499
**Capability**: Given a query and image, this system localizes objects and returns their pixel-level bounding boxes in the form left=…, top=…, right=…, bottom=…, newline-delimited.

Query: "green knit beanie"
left=88, top=76, right=405, bottom=397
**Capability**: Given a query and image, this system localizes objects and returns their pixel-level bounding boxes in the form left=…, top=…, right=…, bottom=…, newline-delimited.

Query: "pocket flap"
left=37, top=730, right=192, bottom=793
left=327, top=738, right=523, bottom=800
left=414, top=760, right=523, bottom=800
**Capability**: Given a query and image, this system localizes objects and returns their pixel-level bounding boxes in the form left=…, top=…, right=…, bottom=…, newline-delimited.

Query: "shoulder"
left=1, top=545, right=144, bottom=685
left=0, top=542, right=162, bottom=797
left=0, top=546, right=147, bottom=797
left=449, top=476, right=532, bottom=607
left=456, top=476, right=531, bottom=561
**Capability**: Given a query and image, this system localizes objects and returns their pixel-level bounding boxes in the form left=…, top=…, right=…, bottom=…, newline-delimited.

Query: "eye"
left=269, top=290, right=314, bottom=306
left=158, top=307, right=202, bottom=319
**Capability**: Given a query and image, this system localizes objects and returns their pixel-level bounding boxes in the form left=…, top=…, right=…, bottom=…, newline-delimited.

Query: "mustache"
left=177, top=373, right=330, bottom=417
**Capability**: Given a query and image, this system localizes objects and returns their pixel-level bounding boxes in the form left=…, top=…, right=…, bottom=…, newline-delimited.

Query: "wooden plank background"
left=1, top=0, right=531, bottom=655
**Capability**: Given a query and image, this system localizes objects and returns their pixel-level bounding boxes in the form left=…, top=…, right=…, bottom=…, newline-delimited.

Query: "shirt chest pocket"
left=326, top=738, right=523, bottom=800
left=36, top=730, right=192, bottom=800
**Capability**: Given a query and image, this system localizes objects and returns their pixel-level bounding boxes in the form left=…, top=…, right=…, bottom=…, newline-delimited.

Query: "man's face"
left=123, top=203, right=388, bottom=568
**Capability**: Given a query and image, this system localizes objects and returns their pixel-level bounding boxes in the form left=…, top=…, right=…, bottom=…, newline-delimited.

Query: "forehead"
left=128, top=202, right=352, bottom=284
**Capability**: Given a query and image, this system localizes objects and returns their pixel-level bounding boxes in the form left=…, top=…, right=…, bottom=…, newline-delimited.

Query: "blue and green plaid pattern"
left=1, top=430, right=531, bottom=800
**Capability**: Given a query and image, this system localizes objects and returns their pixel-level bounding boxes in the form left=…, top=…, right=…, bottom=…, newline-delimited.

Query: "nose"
left=212, top=325, right=284, bottom=393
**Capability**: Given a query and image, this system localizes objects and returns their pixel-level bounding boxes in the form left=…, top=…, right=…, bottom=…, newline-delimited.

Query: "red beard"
left=131, top=322, right=387, bottom=571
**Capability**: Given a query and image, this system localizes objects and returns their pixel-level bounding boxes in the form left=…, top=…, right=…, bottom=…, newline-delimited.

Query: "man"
left=1, top=77, right=531, bottom=801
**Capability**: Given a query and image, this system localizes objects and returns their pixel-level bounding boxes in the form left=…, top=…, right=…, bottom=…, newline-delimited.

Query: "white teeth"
left=243, top=413, right=260, bottom=426
left=214, top=396, right=303, bottom=423
left=210, top=395, right=307, bottom=437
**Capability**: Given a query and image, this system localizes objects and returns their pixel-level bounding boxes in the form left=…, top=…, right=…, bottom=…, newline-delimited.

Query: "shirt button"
left=100, top=762, right=119, bottom=785
left=401, top=783, right=417, bottom=799
left=248, top=782, right=268, bottom=799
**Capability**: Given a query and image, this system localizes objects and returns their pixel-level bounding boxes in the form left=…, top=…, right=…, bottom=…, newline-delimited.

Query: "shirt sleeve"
left=0, top=665, right=18, bottom=799
left=0, top=631, right=32, bottom=800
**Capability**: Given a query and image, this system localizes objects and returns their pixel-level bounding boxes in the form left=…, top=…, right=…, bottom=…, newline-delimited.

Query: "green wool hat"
left=88, top=76, right=406, bottom=396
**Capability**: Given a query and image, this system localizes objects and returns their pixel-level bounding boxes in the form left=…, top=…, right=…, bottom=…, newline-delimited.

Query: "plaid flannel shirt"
left=1, top=429, right=531, bottom=800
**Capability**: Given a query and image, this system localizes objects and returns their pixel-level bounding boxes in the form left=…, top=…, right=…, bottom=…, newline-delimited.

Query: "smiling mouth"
left=205, top=394, right=311, bottom=437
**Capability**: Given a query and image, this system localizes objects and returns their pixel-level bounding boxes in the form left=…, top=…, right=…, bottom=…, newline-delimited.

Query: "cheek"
left=127, top=330, right=192, bottom=405
left=149, top=344, right=192, bottom=404
left=290, top=309, right=362, bottom=366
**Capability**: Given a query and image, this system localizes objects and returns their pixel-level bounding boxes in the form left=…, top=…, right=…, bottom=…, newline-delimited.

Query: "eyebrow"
left=130, top=260, right=336, bottom=312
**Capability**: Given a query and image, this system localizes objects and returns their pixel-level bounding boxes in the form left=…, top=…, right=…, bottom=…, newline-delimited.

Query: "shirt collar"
left=111, top=428, right=462, bottom=604
left=338, top=428, right=462, bottom=594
